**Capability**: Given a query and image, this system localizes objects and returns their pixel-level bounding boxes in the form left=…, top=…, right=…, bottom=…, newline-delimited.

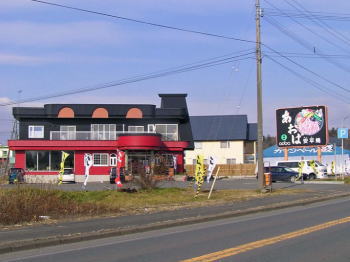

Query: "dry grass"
left=0, top=186, right=300, bottom=226
left=0, top=186, right=117, bottom=225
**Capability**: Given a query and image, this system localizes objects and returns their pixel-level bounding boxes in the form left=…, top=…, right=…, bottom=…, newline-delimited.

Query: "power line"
left=31, top=0, right=256, bottom=44
left=265, top=0, right=350, bottom=54
left=262, top=44, right=350, bottom=94
left=264, top=8, right=350, bottom=22
left=284, top=0, right=350, bottom=49
left=0, top=51, right=255, bottom=106
left=264, top=54, right=350, bottom=104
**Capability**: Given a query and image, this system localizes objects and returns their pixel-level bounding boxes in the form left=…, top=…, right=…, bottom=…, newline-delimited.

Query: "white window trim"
left=148, top=124, right=155, bottom=133
left=155, top=124, right=178, bottom=141
left=110, top=153, right=117, bottom=166
left=28, top=126, right=44, bottom=138
left=93, top=153, right=109, bottom=166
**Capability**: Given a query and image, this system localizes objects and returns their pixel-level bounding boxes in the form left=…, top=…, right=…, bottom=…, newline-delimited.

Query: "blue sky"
left=1, top=0, right=350, bottom=144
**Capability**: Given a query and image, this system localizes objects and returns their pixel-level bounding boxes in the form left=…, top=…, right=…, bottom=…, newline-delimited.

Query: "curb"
left=1, top=192, right=350, bottom=254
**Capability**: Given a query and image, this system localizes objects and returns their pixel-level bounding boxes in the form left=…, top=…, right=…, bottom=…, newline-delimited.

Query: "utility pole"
left=256, top=0, right=264, bottom=190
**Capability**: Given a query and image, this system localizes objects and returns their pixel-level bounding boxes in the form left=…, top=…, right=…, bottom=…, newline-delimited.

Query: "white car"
left=59, top=168, right=75, bottom=183
left=276, top=160, right=327, bottom=179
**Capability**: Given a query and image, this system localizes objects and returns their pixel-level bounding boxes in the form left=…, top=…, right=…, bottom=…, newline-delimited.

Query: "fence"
left=184, top=164, right=256, bottom=177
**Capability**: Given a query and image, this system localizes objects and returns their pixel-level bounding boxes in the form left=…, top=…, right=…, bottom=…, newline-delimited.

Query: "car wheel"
left=290, top=176, right=296, bottom=183
left=309, top=173, right=316, bottom=180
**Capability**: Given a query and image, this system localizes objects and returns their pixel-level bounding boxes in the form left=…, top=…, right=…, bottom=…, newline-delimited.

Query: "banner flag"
left=83, top=153, right=93, bottom=188
left=206, top=156, right=216, bottom=183
left=58, top=151, right=70, bottom=185
left=194, top=155, right=205, bottom=197
left=115, top=150, right=125, bottom=188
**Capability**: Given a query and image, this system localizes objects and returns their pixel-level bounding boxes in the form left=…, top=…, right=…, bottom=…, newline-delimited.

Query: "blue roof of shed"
left=190, top=115, right=256, bottom=141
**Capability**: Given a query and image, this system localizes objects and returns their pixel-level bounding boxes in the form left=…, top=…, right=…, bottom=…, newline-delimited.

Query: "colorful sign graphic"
left=276, top=106, right=328, bottom=148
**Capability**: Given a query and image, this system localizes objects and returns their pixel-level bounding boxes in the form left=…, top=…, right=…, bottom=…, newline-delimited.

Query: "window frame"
left=28, top=126, right=44, bottom=139
left=220, top=141, right=230, bottom=148
left=110, top=153, right=117, bottom=166
left=155, top=124, right=178, bottom=141
left=128, top=126, right=144, bottom=132
left=93, top=153, right=109, bottom=166
left=226, top=158, right=236, bottom=165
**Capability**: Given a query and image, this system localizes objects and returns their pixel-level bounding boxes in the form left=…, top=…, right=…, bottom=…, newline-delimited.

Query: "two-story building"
left=8, top=94, right=194, bottom=183
left=185, top=115, right=257, bottom=165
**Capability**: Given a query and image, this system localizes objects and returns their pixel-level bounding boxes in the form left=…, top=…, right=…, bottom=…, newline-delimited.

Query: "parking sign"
left=338, top=128, right=348, bottom=139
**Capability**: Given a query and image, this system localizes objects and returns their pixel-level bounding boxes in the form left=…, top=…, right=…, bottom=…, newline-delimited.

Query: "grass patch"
left=345, top=177, right=350, bottom=184
left=0, top=186, right=300, bottom=226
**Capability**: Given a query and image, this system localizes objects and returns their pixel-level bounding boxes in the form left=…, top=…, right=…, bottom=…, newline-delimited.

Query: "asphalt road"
left=1, top=196, right=350, bottom=262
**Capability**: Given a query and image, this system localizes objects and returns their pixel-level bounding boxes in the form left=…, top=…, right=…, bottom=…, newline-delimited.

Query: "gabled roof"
left=190, top=115, right=256, bottom=141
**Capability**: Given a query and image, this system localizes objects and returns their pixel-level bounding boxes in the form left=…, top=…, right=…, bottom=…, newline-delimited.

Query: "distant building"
left=185, top=115, right=257, bottom=165
left=8, top=94, right=194, bottom=183
left=0, top=145, right=14, bottom=166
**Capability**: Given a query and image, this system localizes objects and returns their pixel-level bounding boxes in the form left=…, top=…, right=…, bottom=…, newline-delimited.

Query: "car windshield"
left=315, top=161, right=324, bottom=166
left=284, top=167, right=295, bottom=172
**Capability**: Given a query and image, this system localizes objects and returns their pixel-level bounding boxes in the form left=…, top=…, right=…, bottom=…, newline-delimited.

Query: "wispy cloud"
left=0, top=21, right=123, bottom=47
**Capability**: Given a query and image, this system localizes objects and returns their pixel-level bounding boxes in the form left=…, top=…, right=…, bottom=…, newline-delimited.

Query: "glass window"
left=38, top=151, right=50, bottom=170
left=93, top=153, right=109, bottom=166
left=155, top=124, right=178, bottom=141
left=128, top=126, right=144, bottom=132
left=194, top=142, right=202, bottom=149
left=220, top=141, right=230, bottom=148
left=110, top=153, right=117, bottom=166
left=28, top=126, right=44, bottom=138
left=91, top=124, right=116, bottom=140
left=50, top=151, right=61, bottom=170
left=26, top=151, right=74, bottom=171
left=60, top=126, right=76, bottom=140
left=227, top=158, right=236, bottom=164
left=26, top=151, right=37, bottom=171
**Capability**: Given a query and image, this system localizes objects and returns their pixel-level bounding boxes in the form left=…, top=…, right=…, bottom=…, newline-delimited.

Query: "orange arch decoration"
left=58, top=107, right=75, bottom=118
left=92, top=108, right=109, bottom=118
left=126, top=108, right=143, bottom=119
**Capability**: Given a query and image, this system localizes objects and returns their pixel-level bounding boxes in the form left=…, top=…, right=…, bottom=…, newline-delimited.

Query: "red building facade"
left=8, top=94, right=194, bottom=182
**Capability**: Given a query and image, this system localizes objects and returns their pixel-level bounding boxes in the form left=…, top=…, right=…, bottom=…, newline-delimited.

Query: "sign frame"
left=276, top=105, right=329, bottom=148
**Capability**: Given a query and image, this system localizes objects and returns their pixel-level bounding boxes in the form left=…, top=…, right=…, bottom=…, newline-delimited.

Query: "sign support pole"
left=284, top=148, right=288, bottom=161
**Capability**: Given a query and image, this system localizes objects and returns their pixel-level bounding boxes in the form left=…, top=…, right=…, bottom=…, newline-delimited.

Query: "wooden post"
left=317, top=147, right=322, bottom=162
left=208, top=167, right=221, bottom=199
left=284, top=148, right=288, bottom=160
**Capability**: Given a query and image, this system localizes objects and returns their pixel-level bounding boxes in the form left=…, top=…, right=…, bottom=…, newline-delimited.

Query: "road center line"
left=181, top=215, right=350, bottom=262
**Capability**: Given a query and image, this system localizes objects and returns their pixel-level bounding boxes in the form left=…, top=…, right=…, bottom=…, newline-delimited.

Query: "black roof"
left=190, top=115, right=256, bottom=141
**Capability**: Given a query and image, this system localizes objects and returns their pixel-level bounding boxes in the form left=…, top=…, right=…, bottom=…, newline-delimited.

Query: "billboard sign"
left=276, top=106, right=328, bottom=148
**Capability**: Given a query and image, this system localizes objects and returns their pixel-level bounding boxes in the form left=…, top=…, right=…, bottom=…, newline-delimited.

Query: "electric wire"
left=31, top=0, right=256, bottom=44
left=265, top=0, right=350, bottom=54
left=0, top=52, right=255, bottom=106
left=264, top=8, right=350, bottom=22
left=26, top=0, right=350, bottom=106
left=264, top=16, right=350, bottom=75
left=264, top=54, right=350, bottom=104
left=285, top=0, right=350, bottom=49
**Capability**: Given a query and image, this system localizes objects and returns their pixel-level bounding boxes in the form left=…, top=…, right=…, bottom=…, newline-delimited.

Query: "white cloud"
left=0, top=21, right=123, bottom=47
